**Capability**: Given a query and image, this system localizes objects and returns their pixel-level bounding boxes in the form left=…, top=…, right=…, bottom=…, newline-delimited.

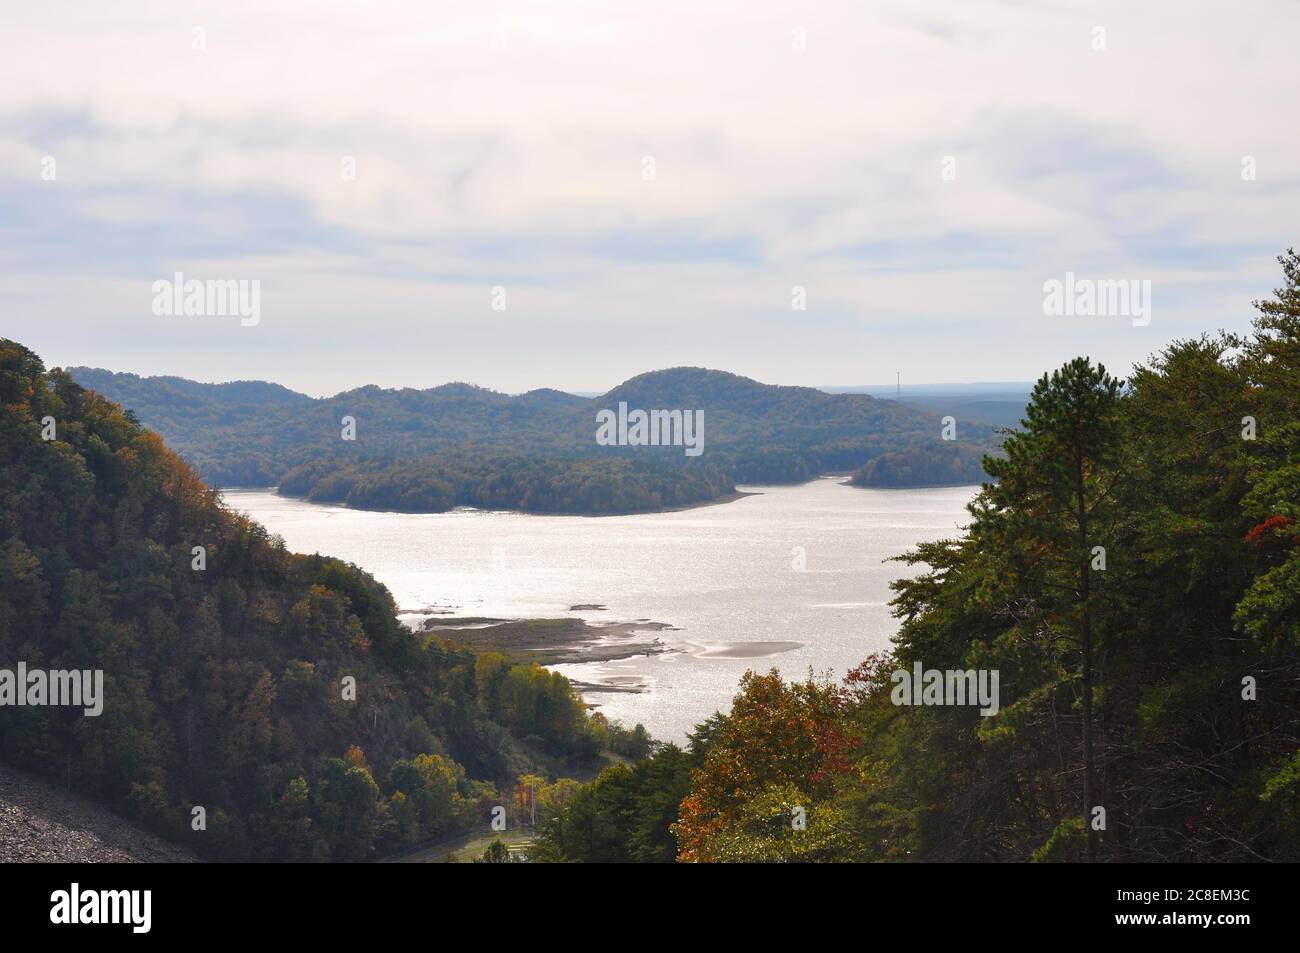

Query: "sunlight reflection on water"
left=223, top=477, right=976, bottom=743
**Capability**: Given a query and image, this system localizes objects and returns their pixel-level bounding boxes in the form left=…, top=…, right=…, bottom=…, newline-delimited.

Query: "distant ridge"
left=67, top=364, right=998, bottom=512
left=69, top=366, right=313, bottom=407
left=819, top=382, right=1034, bottom=397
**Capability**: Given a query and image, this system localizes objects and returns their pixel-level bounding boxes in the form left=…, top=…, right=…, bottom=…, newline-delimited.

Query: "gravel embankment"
left=0, top=762, right=198, bottom=863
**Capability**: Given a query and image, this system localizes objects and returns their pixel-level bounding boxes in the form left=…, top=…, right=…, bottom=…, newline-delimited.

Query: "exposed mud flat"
left=569, top=675, right=649, bottom=695
left=417, top=615, right=674, bottom=665
left=414, top=614, right=809, bottom=695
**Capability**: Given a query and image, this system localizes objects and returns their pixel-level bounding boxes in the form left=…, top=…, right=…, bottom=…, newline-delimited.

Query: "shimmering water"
left=223, top=478, right=977, bottom=742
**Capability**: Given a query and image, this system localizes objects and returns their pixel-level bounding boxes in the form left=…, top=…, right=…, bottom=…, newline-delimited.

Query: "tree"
left=673, top=670, right=857, bottom=862
left=982, top=358, right=1124, bottom=861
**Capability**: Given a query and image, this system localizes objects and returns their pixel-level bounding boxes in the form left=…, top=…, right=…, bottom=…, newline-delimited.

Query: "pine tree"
left=984, top=357, right=1124, bottom=861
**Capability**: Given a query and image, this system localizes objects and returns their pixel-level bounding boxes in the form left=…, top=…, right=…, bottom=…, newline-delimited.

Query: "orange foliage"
left=672, top=669, right=857, bottom=862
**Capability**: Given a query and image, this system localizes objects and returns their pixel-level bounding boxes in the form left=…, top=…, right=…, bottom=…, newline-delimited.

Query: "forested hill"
left=69, top=367, right=313, bottom=420
left=65, top=364, right=995, bottom=513
left=0, top=340, right=647, bottom=860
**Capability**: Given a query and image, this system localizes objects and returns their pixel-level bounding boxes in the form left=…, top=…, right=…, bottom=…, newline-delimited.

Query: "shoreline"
left=224, top=475, right=984, bottom=519
left=223, top=486, right=762, bottom=518
left=414, top=614, right=806, bottom=701
left=841, top=477, right=987, bottom=490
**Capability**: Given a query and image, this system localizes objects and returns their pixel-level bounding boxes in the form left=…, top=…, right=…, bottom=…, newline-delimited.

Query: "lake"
left=222, top=478, right=977, bottom=743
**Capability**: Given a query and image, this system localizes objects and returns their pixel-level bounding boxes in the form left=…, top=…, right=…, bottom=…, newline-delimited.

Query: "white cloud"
left=2, top=0, right=1298, bottom=392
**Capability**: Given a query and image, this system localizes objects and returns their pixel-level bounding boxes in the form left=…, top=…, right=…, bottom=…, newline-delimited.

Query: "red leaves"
left=1245, top=514, right=1297, bottom=548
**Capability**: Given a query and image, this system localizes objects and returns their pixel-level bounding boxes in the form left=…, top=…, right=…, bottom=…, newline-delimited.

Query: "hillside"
left=67, top=365, right=997, bottom=513
left=1, top=340, right=644, bottom=860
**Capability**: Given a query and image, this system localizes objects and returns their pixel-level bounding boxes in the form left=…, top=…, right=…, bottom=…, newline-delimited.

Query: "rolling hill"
left=66, top=365, right=997, bottom=513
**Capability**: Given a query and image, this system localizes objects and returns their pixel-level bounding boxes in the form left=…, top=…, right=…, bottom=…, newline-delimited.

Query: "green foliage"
left=279, top=454, right=733, bottom=515
left=533, top=744, right=694, bottom=862
left=851, top=441, right=989, bottom=487
left=1031, top=817, right=1087, bottom=863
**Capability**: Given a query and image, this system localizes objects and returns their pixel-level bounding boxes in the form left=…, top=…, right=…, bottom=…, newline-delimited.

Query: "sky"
left=2, top=1, right=1298, bottom=397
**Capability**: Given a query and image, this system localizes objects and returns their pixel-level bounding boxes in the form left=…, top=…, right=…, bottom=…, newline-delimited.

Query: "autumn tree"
left=673, top=670, right=858, bottom=862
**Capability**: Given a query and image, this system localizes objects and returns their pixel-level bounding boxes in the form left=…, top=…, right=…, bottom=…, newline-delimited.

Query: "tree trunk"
left=1077, top=443, right=1097, bottom=863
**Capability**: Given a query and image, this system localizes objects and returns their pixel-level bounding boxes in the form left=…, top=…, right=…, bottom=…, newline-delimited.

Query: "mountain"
left=66, top=365, right=998, bottom=513
left=519, top=387, right=590, bottom=409
left=2, top=340, right=644, bottom=860
left=68, top=367, right=314, bottom=417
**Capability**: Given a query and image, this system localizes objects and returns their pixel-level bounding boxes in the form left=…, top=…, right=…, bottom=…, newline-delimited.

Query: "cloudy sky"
left=2, top=1, right=1297, bottom=396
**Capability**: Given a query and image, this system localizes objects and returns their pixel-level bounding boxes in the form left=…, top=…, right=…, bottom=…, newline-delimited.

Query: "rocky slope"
left=0, top=763, right=197, bottom=863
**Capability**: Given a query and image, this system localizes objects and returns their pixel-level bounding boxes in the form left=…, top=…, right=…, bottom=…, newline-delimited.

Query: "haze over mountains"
left=68, top=365, right=1000, bottom=514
